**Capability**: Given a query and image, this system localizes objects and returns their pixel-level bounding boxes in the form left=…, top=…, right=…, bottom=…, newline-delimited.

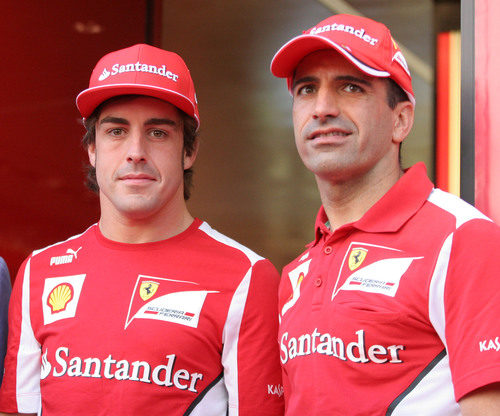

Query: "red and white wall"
left=475, top=0, right=500, bottom=223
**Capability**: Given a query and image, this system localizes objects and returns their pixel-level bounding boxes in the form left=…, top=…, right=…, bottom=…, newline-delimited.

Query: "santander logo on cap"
left=308, top=22, right=380, bottom=47
left=76, top=44, right=200, bottom=128
left=98, top=68, right=111, bottom=81
left=97, top=61, right=180, bottom=83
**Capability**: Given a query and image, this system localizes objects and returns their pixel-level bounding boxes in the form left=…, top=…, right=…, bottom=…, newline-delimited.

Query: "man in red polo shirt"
left=270, top=14, right=500, bottom=415
left=0, top=44, right=283, bottom=416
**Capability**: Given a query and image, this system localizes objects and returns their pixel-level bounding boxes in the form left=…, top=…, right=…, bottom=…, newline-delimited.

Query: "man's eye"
left=343, top=83, right=363, bottom=93
left=296, top=84, right=315, bottom=96
left=150, top=129, right=167, bottom=138
left=109, top=128, right=125, bottom=136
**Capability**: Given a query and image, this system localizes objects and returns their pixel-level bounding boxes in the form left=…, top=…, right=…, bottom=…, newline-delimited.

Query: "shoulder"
left=426, top=188, right=493, bottom=228
left=193, top=221, right=280, bottom=290
left=22, top=225, right=97, bottom=272
left=419, top=190, right=500, bottom=271
left=426, top=188, right=498, bottom=243
left=196, top=221, right=266, bottom=266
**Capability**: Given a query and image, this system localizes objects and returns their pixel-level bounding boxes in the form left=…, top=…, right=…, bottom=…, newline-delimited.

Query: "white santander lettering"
left=281, top=329, right=405, bottom=365
left=47, top=347, right=203, bottom=392
left=53, top=346, right=69, bottom=376
left=107, top=62, right=178, bottom=81
left=309, top=24, right=379, bottom=46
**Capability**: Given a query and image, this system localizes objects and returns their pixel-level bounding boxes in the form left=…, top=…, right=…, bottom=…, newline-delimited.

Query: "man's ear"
left=392, top=101, right=415, bottom=145
left=183, top=139, right=199, bottom=170
left=88, top=143, right=96, bottom=167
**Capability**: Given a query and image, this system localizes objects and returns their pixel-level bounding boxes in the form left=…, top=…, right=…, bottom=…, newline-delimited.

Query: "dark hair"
left=386, top=78, right=409, bottom=109
left=81, top=95, right=198, bottom=200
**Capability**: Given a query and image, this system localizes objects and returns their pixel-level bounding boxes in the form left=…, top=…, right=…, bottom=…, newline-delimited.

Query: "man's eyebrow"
left=98, top=117, right=178, bottom=127
left=144, top=118, right=178, bottom=127
left=335, top=75, right=372, bottom=86
left=291, top=74, right=372, bottom=91
left=292, top=75, right=318, bottom=91
left=99, top=116, right=129, bottom=125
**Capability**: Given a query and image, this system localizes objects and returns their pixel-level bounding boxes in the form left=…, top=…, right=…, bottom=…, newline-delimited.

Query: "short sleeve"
left=443, top=219, right=500, bottom=400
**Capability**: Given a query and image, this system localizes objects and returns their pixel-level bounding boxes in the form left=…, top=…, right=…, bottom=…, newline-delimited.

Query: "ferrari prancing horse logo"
left=348, top=248, right=368, bottom=271
left=140, top=281, right=159, bottom=301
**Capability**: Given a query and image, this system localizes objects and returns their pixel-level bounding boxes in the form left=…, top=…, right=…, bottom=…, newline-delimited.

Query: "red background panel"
left=475, top=0, right=500, bottom=223
left=0, top=2, right=150, bottom=278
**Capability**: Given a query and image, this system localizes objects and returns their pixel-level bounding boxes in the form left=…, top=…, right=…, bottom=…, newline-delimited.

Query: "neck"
left=98, top=198, right=194, bottom=244
left=316, top=164, right=403, bottom=230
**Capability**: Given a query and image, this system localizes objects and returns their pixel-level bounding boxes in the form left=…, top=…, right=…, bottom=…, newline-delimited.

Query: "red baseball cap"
left=76, top=43, right=200, bottom=128
left=270, top=14, right=414, bottom=104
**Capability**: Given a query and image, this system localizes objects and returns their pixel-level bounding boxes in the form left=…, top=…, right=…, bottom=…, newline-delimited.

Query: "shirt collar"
left=313, top=162, right=434, bottom=244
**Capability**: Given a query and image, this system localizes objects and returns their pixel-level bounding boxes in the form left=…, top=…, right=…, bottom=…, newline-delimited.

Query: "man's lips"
left=307, top=128, right=351, bottom=141
left=119, top=173, right=156, bottom=182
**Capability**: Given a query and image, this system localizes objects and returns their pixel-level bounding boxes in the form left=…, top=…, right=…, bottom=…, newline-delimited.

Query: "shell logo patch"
left=42, top=274, right=86, bottom=325
left=281, top=259, right=311, bottom=317
left=47, top=283, right=74, bottom=313
left=140, top=281, right=159, bottom=301
left=348, top=248, right=368, bottom=271
left=391, top=35, right=399, bottom=50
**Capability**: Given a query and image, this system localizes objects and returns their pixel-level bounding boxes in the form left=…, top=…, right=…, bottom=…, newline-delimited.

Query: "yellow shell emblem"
left=391, top=36, right=399, bottom=50
left=285, top=272, right=305, bottom=304
left=140, top=281, right=159, bottom=301
left=47, top=283, right=74, bottom=313
left=348, top=248, right=368, bottom=271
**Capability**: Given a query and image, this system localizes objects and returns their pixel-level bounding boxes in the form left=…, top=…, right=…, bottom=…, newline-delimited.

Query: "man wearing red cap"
left=0, top=44, right=283, bottom=415
left=271, top=14, right=500, bottom=415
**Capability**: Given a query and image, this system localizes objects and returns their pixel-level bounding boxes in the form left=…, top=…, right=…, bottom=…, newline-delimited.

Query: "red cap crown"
left=270, top=14, right=414, bottom=104
left=76, top=44, right=200, bottom=128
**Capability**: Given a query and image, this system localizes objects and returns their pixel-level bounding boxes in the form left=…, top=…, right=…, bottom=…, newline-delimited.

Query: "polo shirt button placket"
left=312, top=274, right=324, bottom=309
left=311, top=242, right=333, bottom=307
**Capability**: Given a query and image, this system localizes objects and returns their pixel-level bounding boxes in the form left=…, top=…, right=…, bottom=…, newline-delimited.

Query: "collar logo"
left=348, top=248, right=368, bottom=271
left=140, top=281, right=159, bottom=301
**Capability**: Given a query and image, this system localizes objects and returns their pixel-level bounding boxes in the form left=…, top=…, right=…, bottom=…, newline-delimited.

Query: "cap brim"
left=271, top=34, right=390, bottom=79
left=76, top=83, right=200, bottom=128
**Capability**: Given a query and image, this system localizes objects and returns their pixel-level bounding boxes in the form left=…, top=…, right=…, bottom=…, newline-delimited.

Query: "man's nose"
left=312, top=88, right=340, bottom=121
left=126, top=132, right=147, bottom=163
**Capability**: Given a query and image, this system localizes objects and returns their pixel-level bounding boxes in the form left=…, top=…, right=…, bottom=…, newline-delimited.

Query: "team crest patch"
left=332, top=242, right=423, bottom=299
left=341, top=256, right=421, bottom=297
left=348, top=248, right=367, bottom=271
left=140, top=281, right=159, bottom=301
left=42, top=275, right=86, bottom=325
left=125, top=275, right=218, bottom=329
